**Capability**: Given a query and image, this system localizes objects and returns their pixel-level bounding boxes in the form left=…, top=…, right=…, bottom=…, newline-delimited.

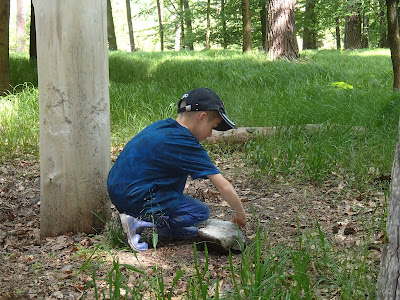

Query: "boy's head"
left=177, top=88, right=237, bottom=131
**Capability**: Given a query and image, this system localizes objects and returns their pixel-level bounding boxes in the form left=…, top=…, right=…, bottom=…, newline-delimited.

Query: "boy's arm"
left=207, top=173, right=246, bottom=227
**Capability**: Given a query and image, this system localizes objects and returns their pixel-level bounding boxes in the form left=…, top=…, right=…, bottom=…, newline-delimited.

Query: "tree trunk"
left=107, top=0, right=118, bottom=50
left=182, top=0, right=193, bottom=50
left=179, top=0, right=185, bottom=49
left=386, top=0, right=400, bottom=91
left=267, top=0, right=299, bottom=60
left=377, top=126, right=400, bottom=298
left=29, top=1, right=37, bottom=59
left=303, top=0, right=317, bottom=50
left=379, top=0, right=389, bottom=48
left=260, top=0, right=268, bottom=51
left=0, top=0, right=11, bottom=95
left=16, top=0, right=26, bottom=52
left=361, top=15, right=369, bottom=48
left=33, top=0, right=111, bottom=236
left=206, top=0, right=211, bottom=49
left=126, top=0, right=135, bottom=52
left=336, top=17, right=341, bottom=50
left=156, top=0, right=164, bottom=51
left=242, top=0, right=252, bottom=52
left=344, top=1, right=362, bottom=49
left=221, top=0, right=227, bottom=49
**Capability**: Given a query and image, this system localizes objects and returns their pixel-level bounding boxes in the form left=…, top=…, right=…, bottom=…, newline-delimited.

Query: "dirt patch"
left=0, top=153, right=386, bottom=298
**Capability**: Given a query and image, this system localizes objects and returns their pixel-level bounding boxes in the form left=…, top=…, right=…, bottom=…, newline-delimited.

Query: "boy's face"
left=192, top=112, right=222, bottom=141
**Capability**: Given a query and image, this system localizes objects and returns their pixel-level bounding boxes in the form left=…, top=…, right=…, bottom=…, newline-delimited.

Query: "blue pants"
left=142, top=195, right=209, bottom=229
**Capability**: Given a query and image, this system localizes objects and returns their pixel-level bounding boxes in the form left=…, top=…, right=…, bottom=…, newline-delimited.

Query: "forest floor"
left=0, top=152, right=386, bottom=299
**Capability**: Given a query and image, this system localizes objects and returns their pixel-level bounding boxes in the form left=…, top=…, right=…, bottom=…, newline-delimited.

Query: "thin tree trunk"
left=242, top=0, right=252, bottom=52
left=126, top=0, right=135, bottom=52
left=206, top=0, right=211, bottom=49
left=336, top=17, right=341, bottom=50
left=29, top=1, right=36, bottom=59
left=156, top=0, right=164, bottom=51
left=303, top=0, right=317, bottom=49
left=107, top=0, right=118, bottom=50
left=379, top=0, right=388, bottom=47
left=386, top=0, right=400, bottom=91
left=221, top=0, right=227, bottom=49
left=33, top=0, right=111, bottom=236
left=260, top=0, right=268, bottom=51
left=183, top=0, right=193, bottom=50
left=16, top=0, right=26, bottom=52
left=0, top=0, right=11, bottom=95
left=267, top=0, right=299, bottom=60
left=179, top=0, right=185, bottom=49
left=361, top=15, right=369, bottom=48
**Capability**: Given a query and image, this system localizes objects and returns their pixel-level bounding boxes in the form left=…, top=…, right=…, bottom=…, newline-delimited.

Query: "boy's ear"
left=197, top=111, right=208, bottom=123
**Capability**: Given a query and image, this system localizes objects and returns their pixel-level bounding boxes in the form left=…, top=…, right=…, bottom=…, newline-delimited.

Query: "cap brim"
left=215, top=112, right=237, bottom=131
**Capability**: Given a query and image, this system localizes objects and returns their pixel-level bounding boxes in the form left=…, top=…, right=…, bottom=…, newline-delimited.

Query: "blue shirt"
left=107, top=118, right=219, bottom=216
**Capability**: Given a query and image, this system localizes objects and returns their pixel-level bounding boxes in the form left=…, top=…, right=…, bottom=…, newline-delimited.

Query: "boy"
left=107, top=87, right=246, bottom=251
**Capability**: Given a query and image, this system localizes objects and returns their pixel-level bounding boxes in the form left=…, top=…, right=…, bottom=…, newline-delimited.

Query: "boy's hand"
left=232, top=213, right=246, bottom=228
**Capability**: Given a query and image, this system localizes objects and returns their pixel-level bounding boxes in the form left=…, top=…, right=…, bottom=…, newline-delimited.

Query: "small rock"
left=198, top=219, right=246, bottom=253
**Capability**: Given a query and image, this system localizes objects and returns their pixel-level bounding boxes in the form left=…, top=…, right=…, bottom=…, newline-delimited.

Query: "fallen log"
left=205, top=124, right=365, bottom=143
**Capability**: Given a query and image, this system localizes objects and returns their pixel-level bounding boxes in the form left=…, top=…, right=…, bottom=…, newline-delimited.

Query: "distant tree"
left=16, top=0, right=26, bottom=52
left=303, top=0, right=317, bottom=49
left=156, top=0, right=164, bottom=51
left=220, top=0, right=228, bottom=48
left=126, top=0, right=136, bottom=51
left=29, top=1, right=36, bottom=59
left=344, top=0, right=362, bottom=49
left=33, top=0, right=111, bottom=236
left=267, top=0, right=299, bottom=60
left=242, top=0, right=252, bottom=51
left=206, top=0, right=211, bottom=49
left=379, top=0, right=389, bottom=47
left=386, top=0, right=400, bottom=90
left=182, top=0, right=194, bottom=49
left=260, top=0, right=268, bottom=51
left=0, top=0, right=11, bottom=95
left=107, top=0, right=118, bottom=50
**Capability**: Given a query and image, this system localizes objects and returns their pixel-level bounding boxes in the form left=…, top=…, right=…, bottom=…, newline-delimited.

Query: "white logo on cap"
left=182, top=93, right=189, bottom=99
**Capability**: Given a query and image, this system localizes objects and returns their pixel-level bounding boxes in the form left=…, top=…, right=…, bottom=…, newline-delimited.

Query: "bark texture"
left=377, top=138, right=400, bottom=299
left=126, top=0, right=135, bottom=52
left=242, top=0, right=252, bottom=52
left=344, top=1, right=362, bottom=49
left=16, top=0, right=26, bottom=52
left=34, top=0, right=111, bottom=236
left=0, top=0, right=11, bottom=95
left=107, top=0, right=118, bottom=50
left=267, top=0, right=299, bottom=60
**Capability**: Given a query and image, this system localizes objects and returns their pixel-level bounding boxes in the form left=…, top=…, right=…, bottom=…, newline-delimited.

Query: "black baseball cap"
left=177, top=87, right=237, bottom=131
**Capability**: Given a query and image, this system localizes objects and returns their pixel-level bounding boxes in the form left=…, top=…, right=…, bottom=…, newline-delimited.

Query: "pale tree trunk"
left=0, top=0, right=11, bottom=95
left=242, top=0, right=252, bottom=52
left=267, top=0, right=299, bottom=60
left=386, top=0, right=400, bottom=91
left=205, top=0, right=210, bottom=49
left=33, top=0, right=111, bottom=236
left=377, top=127, right=400, bottom=298
left=156, top=0, right=164, bottom=51
left=126, top=0, right=135, bottom=52
left=16, top=0, right=26, bottom=52
left=107, top=0, right=118, bottom=50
